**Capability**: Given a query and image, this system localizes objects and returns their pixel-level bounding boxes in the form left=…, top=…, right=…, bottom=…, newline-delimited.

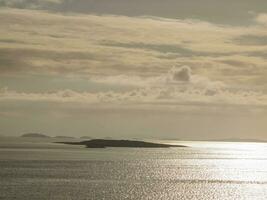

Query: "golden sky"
left=0, top=0, right=267, bottom=140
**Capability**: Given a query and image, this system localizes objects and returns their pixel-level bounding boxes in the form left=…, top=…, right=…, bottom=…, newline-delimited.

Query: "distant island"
left=21, top=133, right=50, bottom=138
left=54, top=136, right=76, bottom=139
left=57, top=139, right=187, bottom=148
left=80, top=136, right=92, bottom=139
left=214, top=138, right=267, bottom=143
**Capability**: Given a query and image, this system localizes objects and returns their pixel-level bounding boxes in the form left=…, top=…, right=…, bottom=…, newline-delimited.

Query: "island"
left=80, top=136, right=92, bottom=140
left=54, top=136, right=76, bottom=139
left=214, top=138, right=267, bottom=143
left=57, top=139, right=187, bottom=148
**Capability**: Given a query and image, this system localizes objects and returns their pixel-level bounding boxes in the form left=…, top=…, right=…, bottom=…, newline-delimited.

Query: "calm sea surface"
left=0, top=137, right=266, bottom=200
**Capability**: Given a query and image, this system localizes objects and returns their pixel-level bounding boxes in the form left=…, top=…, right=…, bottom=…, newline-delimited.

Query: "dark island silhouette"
left=57, top=139, right=187, bottom=148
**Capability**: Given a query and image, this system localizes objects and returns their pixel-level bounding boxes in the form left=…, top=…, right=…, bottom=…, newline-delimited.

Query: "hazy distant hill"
left=21, top=133, right=50, bottom=138
left=80, top=136, right=92, bottom=139
left=216, top=138, right=267, bottom=143
left=54, top=136, right=75, bottom=139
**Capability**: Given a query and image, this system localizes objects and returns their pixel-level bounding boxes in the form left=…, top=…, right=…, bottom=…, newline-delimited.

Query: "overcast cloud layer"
left=0, top=1, right=267, bottom=139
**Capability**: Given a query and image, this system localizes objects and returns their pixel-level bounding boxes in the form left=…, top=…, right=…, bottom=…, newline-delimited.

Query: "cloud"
left=0, top=8, right=267, bottom=83
left=169, top=66, right=191, bottom=82
left=0, top=8, right=267, bottom=104
left=0, top=0, right=62, bottom=9
left=99, top=41, right=232, bottom=57
left=1, top=85, right=267, bottom=107
left=91, top=66, right=223, bottom=89
left=233, top=34, right=267, bottom=46
left=3, top=0, right=267, bottom=26
left=1, top=2, right=267, bottom=139
left=1, top=66, right=266, bottom=107
left=93, top=65, right=227, bottom=94
left=255, top=13, right=267, bottom=26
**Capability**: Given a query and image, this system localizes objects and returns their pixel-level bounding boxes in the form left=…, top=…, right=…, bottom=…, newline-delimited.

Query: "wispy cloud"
left=0, top=0, right=63, bottom=9
left=0, top=9, right=267, bottom=107
left=0, top=9, right=267, bottom=81
left=255, top=13, right=267, bottom=26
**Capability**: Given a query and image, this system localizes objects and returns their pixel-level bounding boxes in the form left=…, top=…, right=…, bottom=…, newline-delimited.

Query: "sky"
left=0, top=0, right=267, bottom=140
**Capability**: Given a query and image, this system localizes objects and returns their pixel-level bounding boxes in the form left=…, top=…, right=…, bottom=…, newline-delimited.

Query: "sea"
left=0, top=136, right=266, bottom=200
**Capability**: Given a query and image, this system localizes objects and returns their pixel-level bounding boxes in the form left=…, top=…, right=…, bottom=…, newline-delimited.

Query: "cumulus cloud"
left=92, top=66, right=225, bottom=92
left=169, top=66, right=191, bottom=82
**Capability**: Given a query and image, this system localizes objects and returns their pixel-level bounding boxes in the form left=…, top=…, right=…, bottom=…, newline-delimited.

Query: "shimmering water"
left=0, top=137, right=267, bottom=200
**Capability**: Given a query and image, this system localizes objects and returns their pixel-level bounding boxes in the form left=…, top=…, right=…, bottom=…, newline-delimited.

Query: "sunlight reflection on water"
left=0, top=138, right=266, bottom=199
